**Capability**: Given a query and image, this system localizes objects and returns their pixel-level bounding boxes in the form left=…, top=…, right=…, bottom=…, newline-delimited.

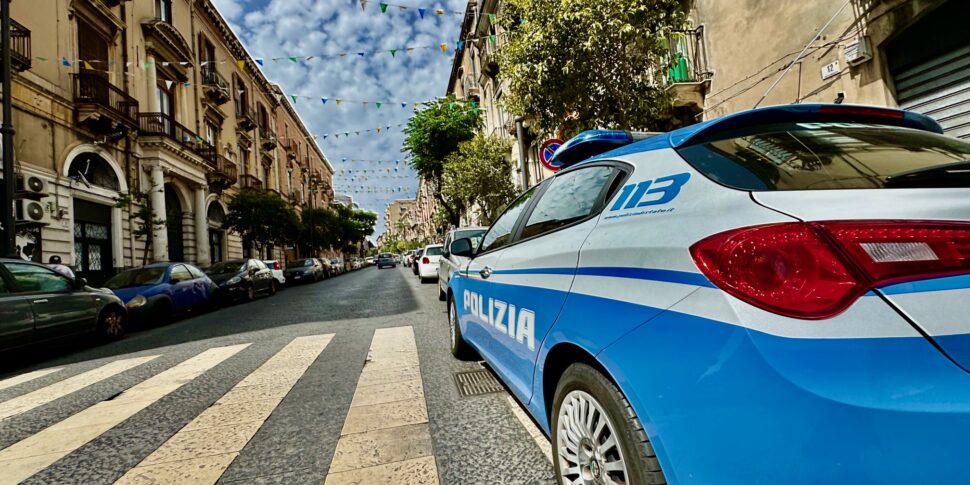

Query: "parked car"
left=262, top=259, right=286, bottom=286
left=0, top=258, right=128, bottom=350
left=284, top=258, right=324, bottom=284
left=416, top=244, right=443, bottom=282
left=376, top=252, right=396, bottom=269
left=438, top=227, right=486, bottom=300
left=318, top=258, right=334, bottom=278
left=404, top=250, right=414, bottom=266
left=365, top=257, right=375, bottom=266
left=411, top=248, right=424, bottom=275
left=206, top=259, right=277, bottom=303
left=329, top=258, right=344, bottom=276
left=105, top=263, right=216, bottom=325
left=445, top=104, right=970, bottom=484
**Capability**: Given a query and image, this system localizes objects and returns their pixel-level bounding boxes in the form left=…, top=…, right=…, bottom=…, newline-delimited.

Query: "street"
left=0, top=266, right=554, bottom=484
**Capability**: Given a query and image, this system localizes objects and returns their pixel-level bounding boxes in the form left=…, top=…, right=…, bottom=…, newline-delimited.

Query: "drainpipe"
left=515, top=116, right=529, bottom=190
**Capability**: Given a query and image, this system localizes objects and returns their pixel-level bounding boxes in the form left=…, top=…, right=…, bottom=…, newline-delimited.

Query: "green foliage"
left=498, top=0, right=686, bottom=133
left=402, top=95, right=482, bottom=224
left=223, top=190, right=301, bottom=254
left=114, top=189, right=166, bottom=266
left=332, top=204, right=377, bottom=253
left=443, top=134, right=517, bottom=225
left=301, top=207, right=339, bottom=255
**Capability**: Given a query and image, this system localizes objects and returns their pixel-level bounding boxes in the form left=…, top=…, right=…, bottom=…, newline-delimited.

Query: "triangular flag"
left=144, top=60, right=154, bottom=68
left=83, top=61, right=93, bottom=70
left=390, top=49, right=397, bottom=57
left=470, top=100, right=477, bottom=108
left=435, top=9, right=444, bottom=15
left=418, top=8, right=425, bottom=18
left=290, top=95, right=298, bottom=103
left=401, top=102, right=407, bottom=108
left=357, top=52, right=365, bottom=57
left=359, top=0, right=368, bottom=10
left=489, top=34, right=496, bottom=44
left=165, top=80, right=174, bottom=90
left=335, top=99, right=342, bottom=105
left=289, top=57, right=298, bottom=63
left=379, top=3, right=387, bottom=13
left=457, top=41, right=464, bottom=50
left=440, top=43, right=447, bottom=53
left=201, top=60, right=209, bottom=66
left=375, top=102, right=381, bottom=109
left=321, top=97, right=328, bottom=104
left=255, top=58, right=264, bottom=66
left=237, top=60, right=245, bottom=70
left=488, top=13, right=496, bottom=23
left=322, top=134, right=328, bottom=139
left=161, top=62, right=170, bottom=67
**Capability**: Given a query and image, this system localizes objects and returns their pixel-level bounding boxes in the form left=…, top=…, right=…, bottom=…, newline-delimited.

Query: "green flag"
left=488, top=13, right=496, bottom=23
left=390, top=49, right=397, bottom=57
left=379, top=3, right=387, bottom=12
left=376, top=102, right=382, bottom=109
left=291, top=95, right=297, bottom=103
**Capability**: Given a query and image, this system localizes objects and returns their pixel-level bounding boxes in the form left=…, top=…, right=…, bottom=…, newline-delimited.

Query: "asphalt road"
left=0, top=265, right=555, bottom=484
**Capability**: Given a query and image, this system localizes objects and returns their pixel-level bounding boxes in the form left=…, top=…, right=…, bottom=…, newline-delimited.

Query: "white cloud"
left=210, top=0, right=469, bottom=239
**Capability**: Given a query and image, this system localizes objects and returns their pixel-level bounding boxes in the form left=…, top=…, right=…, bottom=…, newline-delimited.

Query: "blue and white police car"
left=445, top=104, right=970, bottom=484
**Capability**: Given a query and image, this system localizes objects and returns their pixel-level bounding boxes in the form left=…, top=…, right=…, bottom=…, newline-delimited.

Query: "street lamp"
left=1, top=0, right=16, bottom=257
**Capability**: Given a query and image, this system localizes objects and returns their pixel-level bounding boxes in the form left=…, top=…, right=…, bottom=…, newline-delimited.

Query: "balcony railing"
left=73, top=73, right=139, bottom=128
left=139, top=112, right=214, bottom=161
left=206, top=154, right=238, bottom=193
left=259, top=126, right=278, bottom=150
left=281, top=138, right=298, bottom=159
left=235, top=102, right=257, bottom=131
left=9, top=19, right=30, bottom=72
left=201, top=67, right=231, bottom=104
left=240, top=174, right=263, bottom=191
left=667, top=27, right=712, bottom=84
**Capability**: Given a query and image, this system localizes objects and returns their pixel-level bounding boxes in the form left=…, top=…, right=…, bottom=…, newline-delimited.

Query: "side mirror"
left=450, top=238, right=475, bottom=258
left=73, top=277, right=88, bottom=289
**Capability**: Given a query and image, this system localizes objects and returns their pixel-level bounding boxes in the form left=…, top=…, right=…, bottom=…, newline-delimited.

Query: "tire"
left=269, top=280, right=278, bottom=296
left=448, top=296, right=477, bottom=360
left=151, top=300, right=172, bottom=327
left=245, top=284, right=256, bottom=302
left=551, top=363, right=666, bottom=485
left=97, top=306, right=126, bottom=341
left=438, top=284, right=447, bottom=301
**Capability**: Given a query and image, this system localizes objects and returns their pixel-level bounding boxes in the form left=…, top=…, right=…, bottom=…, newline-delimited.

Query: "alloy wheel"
left=103, top=310, right=124, bottom=337
left=557, top=390, right=629, bottom=485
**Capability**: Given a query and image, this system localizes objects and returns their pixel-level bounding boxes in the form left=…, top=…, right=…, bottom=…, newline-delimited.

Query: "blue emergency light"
left=548, top=130, right=663, bottom=170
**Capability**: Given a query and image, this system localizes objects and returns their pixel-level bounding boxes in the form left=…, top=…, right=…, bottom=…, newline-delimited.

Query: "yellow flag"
left=237, top=60, right=245, bottom=70
left=435, top=9, right=444, bottom=14
left=440, top=43, right=447, bottom=53
left=83, top=61, right=94, bottom=70
left=335, top=99, right=342, bottom=106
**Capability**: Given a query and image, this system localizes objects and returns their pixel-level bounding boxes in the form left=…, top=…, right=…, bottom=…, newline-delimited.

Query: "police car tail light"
left=691, top=223, right=864, bottom=319
left=692, top=221, right=970, bottom=319
left=422, top=257, right=430, bottom=264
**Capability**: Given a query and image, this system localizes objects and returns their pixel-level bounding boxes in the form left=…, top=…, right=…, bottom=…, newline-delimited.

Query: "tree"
left=114, top=189, right=166, bottom=266
left=402, top=95, right=482, bottom=225
left=223, top=190, right=300, bottom=256
left=498, top=0, right=686, bottom=133
left=332, top=204, right=377, bottom=254
left=301, top=207, right=339, bottom=256
left=443, top=134, right=517, bottom=225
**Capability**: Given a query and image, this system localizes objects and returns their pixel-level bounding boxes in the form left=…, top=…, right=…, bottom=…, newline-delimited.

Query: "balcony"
left=462, top=76, right=480, bottom=100
left=281, top=138, right=298, bottom=160
left=235, top=102, right=257, bottom=131
left=7, top=19, right=30, bottom=72
left=259, top=126, right=278, bottom=150
left=240, top=174, right=263, bottom=191
left=206, top=154, right=238, bottom=193
left=73, top=73, right=139, bottom=133
left=665, top=26, right=712, bottom=110
left=201, top=67, right=231, bottom=105
left=138, top=112, right=210, bottom=157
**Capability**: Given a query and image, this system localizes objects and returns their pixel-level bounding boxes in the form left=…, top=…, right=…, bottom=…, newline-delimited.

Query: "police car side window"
left=521, top=166, right=616, bottom=239
left=480, top=186, right=538, bottom=253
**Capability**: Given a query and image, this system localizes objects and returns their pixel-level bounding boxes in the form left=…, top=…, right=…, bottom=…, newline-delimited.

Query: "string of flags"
left=334, top=158, right=405, bottom=164
left=358, top=0, right=465, bottom=17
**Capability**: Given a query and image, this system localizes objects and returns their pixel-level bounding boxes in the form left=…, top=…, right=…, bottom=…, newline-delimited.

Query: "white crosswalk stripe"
left=0, top=345, right=248, bottom=485
left=0, top=367, right=63, bottom=392
left=0, top=356, right=158, bottom=422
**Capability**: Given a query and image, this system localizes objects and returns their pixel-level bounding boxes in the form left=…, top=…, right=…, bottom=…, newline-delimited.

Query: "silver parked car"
left=437, top=226, right=486, bottom=300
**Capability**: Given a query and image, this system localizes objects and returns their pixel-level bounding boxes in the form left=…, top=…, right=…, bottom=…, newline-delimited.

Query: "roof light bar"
left=548, top=130, right=663, bottom=169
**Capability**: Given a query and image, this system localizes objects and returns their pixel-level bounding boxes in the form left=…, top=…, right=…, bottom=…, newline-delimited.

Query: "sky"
left=210, top=0, right=468, bottom=240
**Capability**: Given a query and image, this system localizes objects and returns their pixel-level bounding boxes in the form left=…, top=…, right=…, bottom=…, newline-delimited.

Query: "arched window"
left=68, top=153, right=121, bottom=191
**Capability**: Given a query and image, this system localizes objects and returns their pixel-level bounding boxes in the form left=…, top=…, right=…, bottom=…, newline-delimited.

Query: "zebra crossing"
left=0, top=327, right=440, bottom=485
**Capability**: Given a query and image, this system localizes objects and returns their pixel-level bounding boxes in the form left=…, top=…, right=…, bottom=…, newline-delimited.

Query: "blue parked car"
left=104, top=263, right=217, bottom=325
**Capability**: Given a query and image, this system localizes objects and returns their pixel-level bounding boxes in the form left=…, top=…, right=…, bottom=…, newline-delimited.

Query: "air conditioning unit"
left=15, top=199, right=50, bottom=225
left=16, top=174, right=46, bottom=195
left=844, top=37, right=873, bottom=66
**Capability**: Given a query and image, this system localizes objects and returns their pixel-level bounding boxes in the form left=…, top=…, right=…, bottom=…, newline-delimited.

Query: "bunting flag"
left=379, top=3, right=388, bottom=13
left=237, top=60, right=245, bottom=70
left=357, top=1, right=463, bottom=16
left=418, top=7, right=425, bottom=18
left=83, top=61, right=93, bottom=70
left=488, top=13, right=497, bottom=23
left=255, top=58, right=264, bottom=66
left=440, top=43, right=447, bottom=53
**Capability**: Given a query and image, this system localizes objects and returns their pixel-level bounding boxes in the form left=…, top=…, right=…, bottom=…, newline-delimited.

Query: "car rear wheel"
left=245, top=284, right=256, bottom=302
left=269, top=280, right=278, bottom=296
left=449, top=296, right=477, bottom=360
left=552, top=363, right=666, bottom=485
left=97, top=307, right=126, bottom=341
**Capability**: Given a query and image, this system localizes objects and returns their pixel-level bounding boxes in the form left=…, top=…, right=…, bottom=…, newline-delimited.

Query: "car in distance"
left=416, top=244, right=443, bottom=283
left=376, top=252, right=396, bottom=269
left=105, top=263, right=215, bottom=325
left=262, top=259, right=286, bottom=286
left=329, top=258, right=344, bottom=276
left=438, top=227, right=486, bottom=300
left=365, top=256, right=375, bottom=266
left=410, top=248, right=424, bottom=276
left=318, top=258, right=334, bottom=279
left=284, top=258, right=324, bottom=284
left=445, top=104, right=970, bottom=483
left=0, top=258, right=128, bottom=350
left=206, top=259, right=277, bottom=303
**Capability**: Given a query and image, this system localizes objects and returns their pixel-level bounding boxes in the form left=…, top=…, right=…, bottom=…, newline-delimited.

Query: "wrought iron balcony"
left=73, top=73, right=139, bottom=133
left=281, top=138, right=298, bottom=160
left=665, top=26, right=713, bottom=111
left=138, top=112, right=210, bottom=157
left=201, top=67, right=231, bottom=105
left=240, top=174, right=263, bottom=191
left=259, top=126, right=278, bottom=150
left=235, top=102, right=257, bottom=131
left=8, top=19, right=30, bottom=72
left=207, top=154, right=238, bottom=193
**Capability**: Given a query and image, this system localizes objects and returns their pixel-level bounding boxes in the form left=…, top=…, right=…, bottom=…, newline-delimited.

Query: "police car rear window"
left=676, top=122, right=970, bottom=190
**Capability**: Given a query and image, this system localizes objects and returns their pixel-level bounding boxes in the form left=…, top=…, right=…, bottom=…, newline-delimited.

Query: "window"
left=187, top=265, right=206, bottom=279
left=6, top=263, right=71, bottom=293
left=170, top=265, right=192, bottom=282
left=156, top=0, right=173, bottom=23
left=205, top=120, right=219, bottom=147
left=479, top=186, right=538, bottom=253
left=157, top=80, right=174, bottom=117
left=521, top=166, right=616, bottom=239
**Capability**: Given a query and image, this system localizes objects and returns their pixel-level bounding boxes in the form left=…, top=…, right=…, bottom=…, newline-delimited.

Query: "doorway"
left=165, top=185, right=184, bottom=262
left=73, top=199, right=113, bottom=286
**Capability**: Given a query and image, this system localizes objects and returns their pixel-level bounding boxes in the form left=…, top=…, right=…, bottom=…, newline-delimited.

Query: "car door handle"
left=32, top=299, right=49, bottom=304
left=479, top=266, right=492, bottom=279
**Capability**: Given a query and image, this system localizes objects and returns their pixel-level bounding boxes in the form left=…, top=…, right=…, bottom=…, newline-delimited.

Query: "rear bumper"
left=418, top=265, right=436, bottom=278
left=599, top=308, right=970, bottom=483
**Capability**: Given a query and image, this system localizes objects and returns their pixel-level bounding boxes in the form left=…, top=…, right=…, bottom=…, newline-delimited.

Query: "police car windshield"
left=676, top=122, right=970, bottom=190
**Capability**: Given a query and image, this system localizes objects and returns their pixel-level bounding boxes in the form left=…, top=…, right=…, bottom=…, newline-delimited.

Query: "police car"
left=444, top=104, right=970, bottom=484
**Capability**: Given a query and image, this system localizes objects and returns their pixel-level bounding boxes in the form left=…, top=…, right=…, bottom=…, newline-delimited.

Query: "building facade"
left=6, top=0, right=331, bottom=284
